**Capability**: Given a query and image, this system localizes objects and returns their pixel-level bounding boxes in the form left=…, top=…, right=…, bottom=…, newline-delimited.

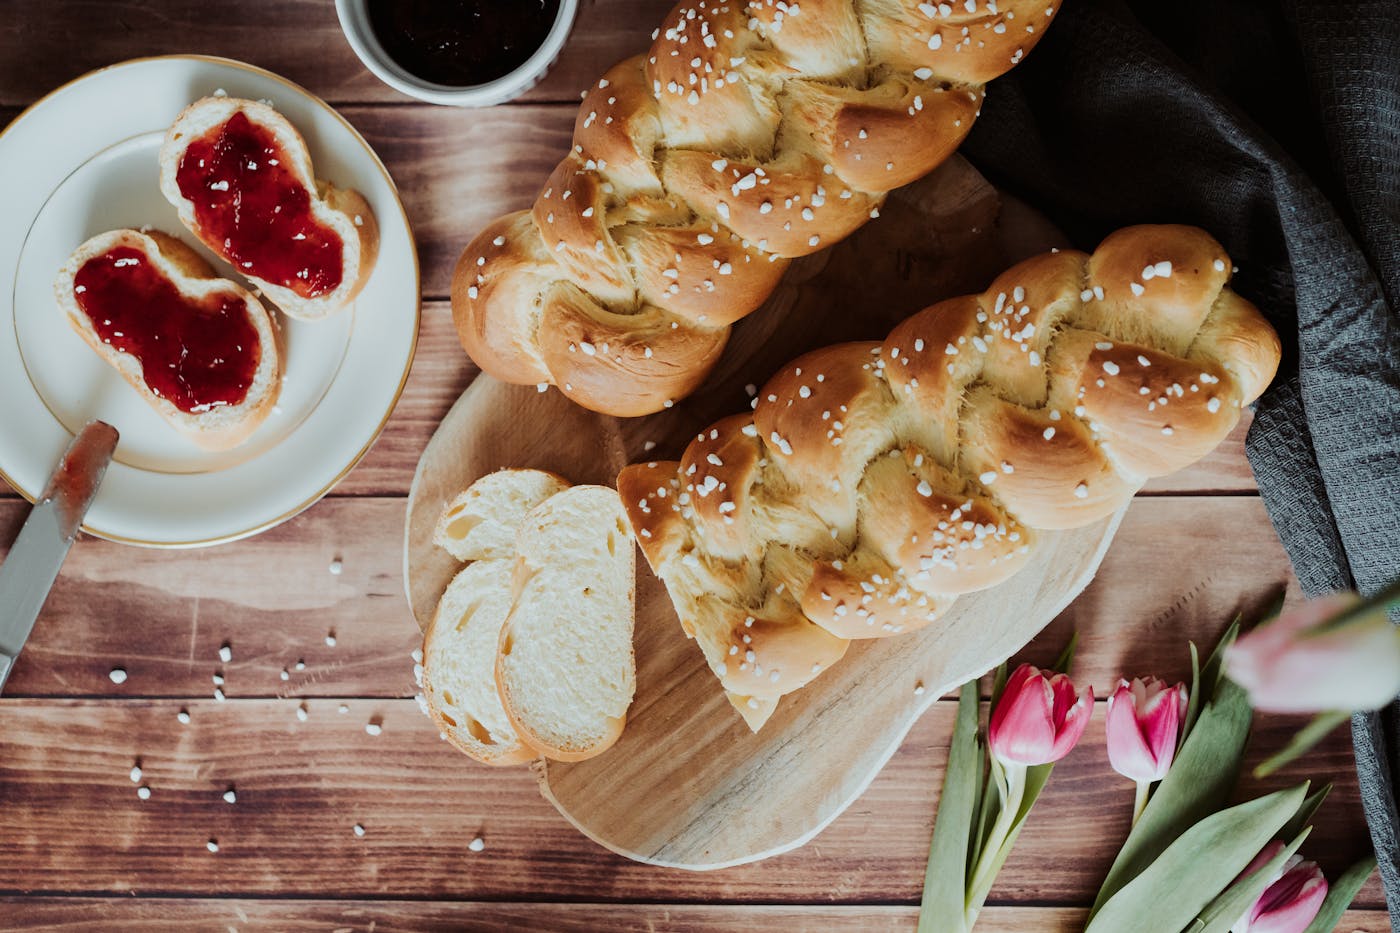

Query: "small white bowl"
left=335, top=0, right=579, bottom=107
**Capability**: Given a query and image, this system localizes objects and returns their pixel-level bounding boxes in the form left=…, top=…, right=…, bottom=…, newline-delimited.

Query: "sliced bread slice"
left=421, top=560, right=538, bottom=766
left=159, top=96, right=378, bottom=321
left=53, top=228, right=281, bottom=451
left=433, top=468, right=570, bottom=562
left=496, top=485, right=636, bottom=761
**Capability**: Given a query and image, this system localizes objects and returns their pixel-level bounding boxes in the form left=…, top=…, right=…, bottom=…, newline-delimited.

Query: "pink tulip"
left=989, top=663, right=1093, bottom=767
left=1105, top=677, right=1188, bottom=783
left=1226, top=592, right=1400, bottom=713
left=1231, top=842, right=1328, bottom=933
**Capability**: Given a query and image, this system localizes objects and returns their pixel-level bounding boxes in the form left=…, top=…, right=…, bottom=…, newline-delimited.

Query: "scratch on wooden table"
left=186, top=594, right=201, bottom=664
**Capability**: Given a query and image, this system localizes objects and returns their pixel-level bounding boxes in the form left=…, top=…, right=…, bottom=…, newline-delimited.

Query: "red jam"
left=175, top=111, right=344, bottom=299
left=73, top=247, right=260, bottom=413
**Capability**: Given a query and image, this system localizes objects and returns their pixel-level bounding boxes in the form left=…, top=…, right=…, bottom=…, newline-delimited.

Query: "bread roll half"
left=159, top=96, right=378, bottom=321
left=54, top=228, right=281, bottom=451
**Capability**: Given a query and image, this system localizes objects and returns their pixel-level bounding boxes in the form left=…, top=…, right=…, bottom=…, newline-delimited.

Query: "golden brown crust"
left=621, top=224, right=1283, bottom=728
left=451, top=212, right=555, bottom=386
left=451, top=0, right=1061, bottom=416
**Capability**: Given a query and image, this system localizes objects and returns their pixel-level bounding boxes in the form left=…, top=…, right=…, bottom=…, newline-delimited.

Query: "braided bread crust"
left=453, top=0, right=1060, bottom=417
left=618, top=225, right=1282, bottom=730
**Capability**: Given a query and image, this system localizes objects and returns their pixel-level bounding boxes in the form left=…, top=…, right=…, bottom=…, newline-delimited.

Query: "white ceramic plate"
left=0, top=56, right=419, bottom=546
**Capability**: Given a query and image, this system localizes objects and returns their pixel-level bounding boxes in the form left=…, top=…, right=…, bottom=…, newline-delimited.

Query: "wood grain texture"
left=0, top=0, right=675, bottom=108
left=0, top=496, right=1297, bottom=699
left=0, top=698, right=1379, bottom=907
left=0, top=900, right=1390, bottom=932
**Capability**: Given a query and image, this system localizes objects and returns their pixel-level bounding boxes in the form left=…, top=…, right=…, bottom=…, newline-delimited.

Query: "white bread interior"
left=432, top=468, right=570, bottom=562
left=158, top=96, right=379, bottom=321
left=421, top=560, right=538, bottom=767
left=495, top=485, right=636, bottom=762
left=53, top=228, right=282, bottom=452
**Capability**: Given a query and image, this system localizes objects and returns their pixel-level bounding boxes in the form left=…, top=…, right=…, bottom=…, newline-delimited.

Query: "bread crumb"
left=109, top=668, right=128, bottom=684
left=353, top=824, right=366, bottom=837
left=130, top=765, right=142, bottom=784
left=468, top=836, right=485, bottom=852
left=207, top=840, right=220, bottom=853
left=329, top=559, right=343, bottom=575
left=296, top=703, right=309, bottom=722
left=218, top=644, right=232, bottom=663
left=365, top=721, right=383, bottom=736
left=223, top=789, right=237, bottom=804
left=914, top=683, right=926, bottom=696
left=177, top=709, right=191, bottom=724
left=295, top=660, right=306, bottom=671
left=339, top=704, right=350, bottom=714
left=137, top=786, right=151, bottom=800
left=325, top=632, right=337, bottom=647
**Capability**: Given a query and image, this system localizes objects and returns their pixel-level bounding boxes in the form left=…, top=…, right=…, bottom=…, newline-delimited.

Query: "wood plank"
left=0, top=697, right=1380, bottom=907
left=0, top=498, right=420, bottom=698
left=0, top=899, right=1389, bottom=932
left=0, top=300, right=1266, bottom=501
left=0, top=496, right=1294, bottom=699
left=0, top=0, right=675, bottom=108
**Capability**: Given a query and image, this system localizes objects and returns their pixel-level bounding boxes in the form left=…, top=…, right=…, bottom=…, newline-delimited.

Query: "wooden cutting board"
left=404, top=156, right=1128, bottom=869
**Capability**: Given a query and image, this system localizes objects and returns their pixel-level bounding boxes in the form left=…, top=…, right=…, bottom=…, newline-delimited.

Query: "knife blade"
left=0, top=421, right=119, bottom=694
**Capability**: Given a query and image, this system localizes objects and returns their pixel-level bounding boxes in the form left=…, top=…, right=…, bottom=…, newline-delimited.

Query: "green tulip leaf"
left=918, top=680, right=981, bottom=933
left=1279, top=783, right=1331, bottom=843
left=1085, top=783, right=1310, bottom=933
left=1192, top=826, right=1310, bottom=933
left=1302, top=855, right=1378, bottom=933
left=1182, top=617, right=1240, bottom=746
left=1182, top=640, right=1203, bottom=750
left=962, top=757, right=1057, bottom=925
left=1254, top=709, right=1352, bottom=778
left=1088, top=677, right=1253, bottom=918
left=1050, top=632, right=1078, bottom=674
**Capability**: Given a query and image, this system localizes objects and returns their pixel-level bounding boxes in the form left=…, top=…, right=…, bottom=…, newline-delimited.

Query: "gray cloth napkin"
left=960, top=0, right=1400, bottom=921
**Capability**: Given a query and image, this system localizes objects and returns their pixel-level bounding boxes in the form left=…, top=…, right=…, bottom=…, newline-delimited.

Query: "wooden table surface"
left=0, top=3, right=1385, bottom=931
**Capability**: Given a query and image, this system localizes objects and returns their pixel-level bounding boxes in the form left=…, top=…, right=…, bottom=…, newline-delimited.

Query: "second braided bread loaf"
left=618, top=225, right=1282, bottom=731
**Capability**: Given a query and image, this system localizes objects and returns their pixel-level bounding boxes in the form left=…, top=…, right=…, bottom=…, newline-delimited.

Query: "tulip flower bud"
left=1226, top=592, right=1400, bottom=713
left=1231, top=843, right=1328, bottom=933
left=989, top=663, right=1093, bottom=767
left=1105, top=677, right=1188, bottom=783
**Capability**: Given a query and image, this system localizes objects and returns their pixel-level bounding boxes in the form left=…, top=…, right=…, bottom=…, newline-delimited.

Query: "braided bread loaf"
left=452, top=0, right=1060, bottom=417
left=618, top=225, right=1283, bottom=730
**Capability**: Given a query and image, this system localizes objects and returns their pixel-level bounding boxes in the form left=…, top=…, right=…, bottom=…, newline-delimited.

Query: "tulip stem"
left=965, top=760, right=1027, bottom=925
left=1131, top=781, right=1150, bottom=827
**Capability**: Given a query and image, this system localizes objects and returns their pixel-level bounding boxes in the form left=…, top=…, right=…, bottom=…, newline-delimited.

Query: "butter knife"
left=0, top=421, right=119, bottom=694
